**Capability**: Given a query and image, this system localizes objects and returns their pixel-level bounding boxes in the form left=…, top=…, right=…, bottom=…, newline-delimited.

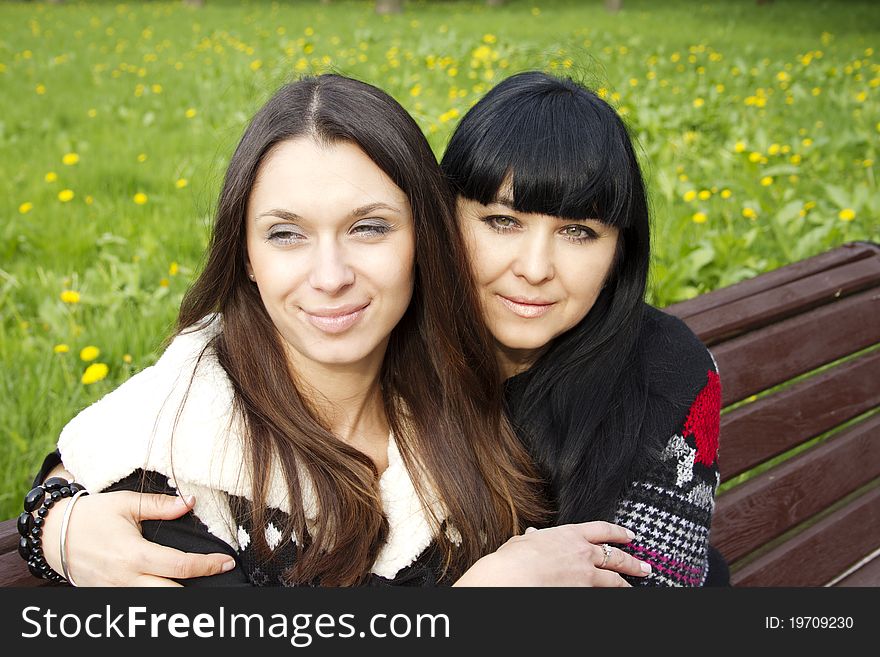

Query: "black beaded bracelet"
left=17, top=476, right=87, bottom=583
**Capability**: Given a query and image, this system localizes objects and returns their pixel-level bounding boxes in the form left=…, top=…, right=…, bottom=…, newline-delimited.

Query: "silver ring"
left=598, top=543, right=613, bottom=569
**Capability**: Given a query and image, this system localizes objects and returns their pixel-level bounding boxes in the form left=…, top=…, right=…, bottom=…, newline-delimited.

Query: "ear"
left=245, top=260, right=256, bottom=282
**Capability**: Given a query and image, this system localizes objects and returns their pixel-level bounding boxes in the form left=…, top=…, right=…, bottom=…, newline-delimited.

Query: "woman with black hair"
left=21, top=73, right=647, bottom=588
left=442, top=71, right=723, bottom=586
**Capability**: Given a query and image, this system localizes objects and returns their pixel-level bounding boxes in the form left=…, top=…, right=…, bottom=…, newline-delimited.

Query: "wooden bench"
left=2, top=241, right=878, bottom=587
left=666, top=241, right=880, bottom=586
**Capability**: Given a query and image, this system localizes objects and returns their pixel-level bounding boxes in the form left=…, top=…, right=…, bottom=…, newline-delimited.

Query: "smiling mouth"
left=497, top=295, right=556, bottom=319
left=302, top=303, right=370, bottom=334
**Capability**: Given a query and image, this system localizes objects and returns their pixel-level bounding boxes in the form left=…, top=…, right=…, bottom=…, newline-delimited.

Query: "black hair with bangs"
left=441, top=71, right=654, bottom=525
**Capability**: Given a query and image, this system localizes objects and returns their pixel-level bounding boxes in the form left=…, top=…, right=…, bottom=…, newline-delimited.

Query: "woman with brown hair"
left=22, top=74, right=646, bottom=587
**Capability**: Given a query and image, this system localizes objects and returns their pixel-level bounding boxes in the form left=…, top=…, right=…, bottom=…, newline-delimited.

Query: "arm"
left=34, top=455, right=242, bottom=587
left=614, top=355, right=721, bottom=587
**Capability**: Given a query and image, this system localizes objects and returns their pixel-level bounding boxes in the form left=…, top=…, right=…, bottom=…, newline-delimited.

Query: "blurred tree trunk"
left=604, top=0, right=622, bottom=12
left=375, top=0, right=403, bottom=14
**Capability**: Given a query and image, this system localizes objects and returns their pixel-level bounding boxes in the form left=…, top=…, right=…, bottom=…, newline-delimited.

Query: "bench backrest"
left=667, top=241, right=880, bottom=586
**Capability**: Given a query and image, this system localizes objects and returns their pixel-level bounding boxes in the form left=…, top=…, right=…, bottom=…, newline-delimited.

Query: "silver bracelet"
left=59, top=489, right=88, bottom=586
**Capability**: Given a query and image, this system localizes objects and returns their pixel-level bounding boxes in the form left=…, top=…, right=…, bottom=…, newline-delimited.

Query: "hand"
left=454, top=521, right=651, bottom=587
left=40, top=490, right=237, bottom=586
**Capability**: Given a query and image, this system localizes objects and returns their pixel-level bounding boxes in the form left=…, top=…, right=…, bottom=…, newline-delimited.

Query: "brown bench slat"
left=712, top=287, right=880, bottom=405
left=718, top=349, right=880, bottom=482
left=833, top=549, right=880, bottom=587
left=0, top=517, right=21, bottom=556
left=683, top=258, right=880, bottom=345
left=0, top=551, right=46, bottom=587
left=711, top=413, right=880, bottom=563
left=666, top=242, right=880, bottom=320
left=731, top=485, right=880, bottom=586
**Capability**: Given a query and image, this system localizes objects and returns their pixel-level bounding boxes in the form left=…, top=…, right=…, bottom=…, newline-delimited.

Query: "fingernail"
left=176, top=494, right=195, bottom=508
left=641, top=561, right=652, bottom=574
left=626, top=529, right=636, bottom=539
left=222, top=559, right=236, bottom=573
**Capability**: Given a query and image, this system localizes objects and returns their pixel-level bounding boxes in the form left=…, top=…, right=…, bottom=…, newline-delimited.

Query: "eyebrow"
left=256, top=202, right=402, bottom=223
left=488, top=197, right=601, bottom=224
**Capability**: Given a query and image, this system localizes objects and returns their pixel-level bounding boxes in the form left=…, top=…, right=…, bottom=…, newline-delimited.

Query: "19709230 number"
left=789, top=617, right=854, bottom=629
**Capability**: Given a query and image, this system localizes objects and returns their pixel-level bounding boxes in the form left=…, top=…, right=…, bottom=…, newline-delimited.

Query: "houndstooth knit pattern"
left=615, top=368, right=722, bottom=586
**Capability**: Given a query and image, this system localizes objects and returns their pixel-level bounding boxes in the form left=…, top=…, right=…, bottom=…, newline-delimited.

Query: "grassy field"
left=1, top=0, right=878, bottom=518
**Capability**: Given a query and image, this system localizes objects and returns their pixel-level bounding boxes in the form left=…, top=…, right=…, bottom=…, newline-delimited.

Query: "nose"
left=510, top=233, right=555, bottom=285
left=308, top=239, right=355, bottom=294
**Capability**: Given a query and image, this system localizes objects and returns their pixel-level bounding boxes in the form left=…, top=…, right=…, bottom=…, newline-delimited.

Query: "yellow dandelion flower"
left=137, top=153, right=147, bottom=163
left=715, top=84, right=725, bottom=93
left=748, top=152, right=762, bottom=163
left=58, top=189, right=74, bottom=203
left=812, top=87, right=821, bottom=96
left=185, top=107, right=197, bottom=119
left=87, top=108, right=97, bottom=118
left=531, top=7, right=541, bottom=16
left=692, top=97, right=704, bottom=108
left=790, top=154, right=802, bottom=165
left=133, top=192, right=148, bottom=205
left=151, top=84, right=162, bottom=94
left=692, top=212, right=708, bottom=224
left=678, top=174, right=688, bottom=182
left=36, top=84, right=46, bottom=95
left=409, top=84, right=422, bottom=97
left=482, top=34, right=497, bottom=44
left=838, top=208, right=856, bottom=221
left=767, top=144, right=780, bottom=156
left=123, top=354, right=133, bottom=364
left=683, top=190, right=697, bottom=202
left=864, top=159, right=874, bottom=167
left=760, top=176, right=774, bottom=186
left=19, top=201, right=33, bottom=214
left=159, top=278, right=170, bottom=288
left=698, top=190, right=711, bottom=201
left=734, top=141, right=746, bottom=153
left=804, top=201, right=816, bottom=210
left=53, top=344, right=70, bottom=354
left=169, top=261, right=180, bottom=276
left=60, top=289, right=80, bottom=304
left=81, top=363, right=109, bottom=385
left=62, top=153, right=80, bottom=166
left=45, top=172, right=58, bottom=183
left=250, top=59, right=262, bottom=71
left=789, top=175, right=799, bottom=184
left=175, top=178, right=188, bottom=189
left=802, top=138, right=813, bottom=147
left=85, top=195, right=93, bottom=205
left=80, top=346, right=100, bottom=362
left=742, top=207, right=757, bottom=220
left=720, top=189, right=732, bottom=199
left=629, top=78, right=639, bottom=87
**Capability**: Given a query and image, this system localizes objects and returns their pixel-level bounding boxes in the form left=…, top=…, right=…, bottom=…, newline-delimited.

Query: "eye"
left=350, top=220, right=391, bottom=239
left=267, top=225, right=306, bottom=245
left=482, top=215, right=520, bottom=232
left=559, top=224, right=599, bottom=243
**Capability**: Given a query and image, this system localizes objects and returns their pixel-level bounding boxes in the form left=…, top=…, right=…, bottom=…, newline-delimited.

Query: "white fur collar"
left=58, top=317, right=443, bottom=580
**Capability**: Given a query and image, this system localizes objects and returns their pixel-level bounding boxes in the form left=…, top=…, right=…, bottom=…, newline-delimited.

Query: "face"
left=457, top=189, right=619, bottom=373
left=246, top=137, right=415, bottom=373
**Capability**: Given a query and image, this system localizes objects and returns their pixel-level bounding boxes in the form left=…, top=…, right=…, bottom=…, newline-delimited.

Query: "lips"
left=302, top=302, right=370, bottom=334
left=496, top=294, right=556, bottom=319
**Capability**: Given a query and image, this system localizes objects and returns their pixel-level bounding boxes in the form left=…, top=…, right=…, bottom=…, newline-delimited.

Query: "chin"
left=495, top=329, right=554, bottom=353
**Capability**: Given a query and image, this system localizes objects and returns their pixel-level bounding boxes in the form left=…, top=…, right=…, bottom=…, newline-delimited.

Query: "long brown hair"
left=177, top=75, right=548, bottom=585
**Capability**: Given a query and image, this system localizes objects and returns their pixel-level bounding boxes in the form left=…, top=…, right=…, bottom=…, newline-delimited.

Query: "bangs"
left=443, top=73, right=638, bottom=229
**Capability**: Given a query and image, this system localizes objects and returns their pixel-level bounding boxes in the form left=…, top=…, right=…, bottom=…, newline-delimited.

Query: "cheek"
left=462, top=228, right=504, bottom=287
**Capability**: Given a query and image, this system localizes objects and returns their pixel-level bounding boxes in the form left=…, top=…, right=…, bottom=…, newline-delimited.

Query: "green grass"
left=1, top=0, right=879, bottom=518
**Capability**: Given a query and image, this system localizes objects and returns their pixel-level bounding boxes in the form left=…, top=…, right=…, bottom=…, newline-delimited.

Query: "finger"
left=125, top=492, right=196, bottom=522
left=142, top=543, right=237, bottom=580
left=134, top=574, right=184, bottom=588
left=578, top=520, right=636, bottom=545
left=591, top=569, right=632, bottom=588
left=596, top=545, right=652, bottom=578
